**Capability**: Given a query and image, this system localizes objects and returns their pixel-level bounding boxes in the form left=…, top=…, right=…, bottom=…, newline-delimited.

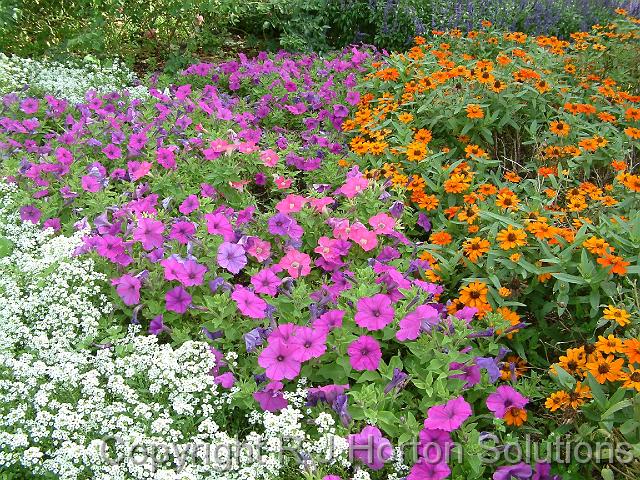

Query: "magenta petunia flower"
left=289, top=327, right=327, bottom=361
left=214, top=372, right=236, bottom=389
left=423, top=396, right=472, bottom=432
left=102, top=143, right=122, bottom=160
left=205, top=212, right=235, bottom=241
left=493, top=462, right=533, bottom=480
left=113, top=274, right=141, bottom=306
left=95, top=234, right=125, bottom=261
left=148, top=314, right=167, bottom=335
left=217, top=242, right=247, bottom=274
left=253, top=381, right=288, bottom=412
left=345, top=91, right=361, bottom=106
left=169, top=221, right=196, bottom=244
left=396, top=305, right=440, bottom=341
left=176, top=259, right=207, bottom=287
left=231, top=285, right=267, bottom=319
left=156, top=147, right=176, bottom=169
left=133, top=217, right=165, bottom=250
left=418, top=428, right=454, bottom=463
left=251, top=268, right=281, bottom=296
left=81, top=175, right=101, bottom=192
left=408, top=459, right=451, bottom=480
left=20, top=98, right=39, bottom=114
left=258, top=339, right=302, bottom=380
left=179, top=194, right=199, bottom=215
left=165, top=286, right=192, bottom=314
left=449, top=361, right=482, bottom=389
left=348, top=425, right=393, bottom=471
left=129, top=160, right=153, bottom=184
left=312, top=309, right=345, bottom=332
left=268, top=212, right=294, bottom=236
left=43, top=217, right=61, bottom=231
left=486, top=386, right=529, bottom=419
left=355, top=293, right=394, bottom=331
left=347, top=335, right=382, bottom=371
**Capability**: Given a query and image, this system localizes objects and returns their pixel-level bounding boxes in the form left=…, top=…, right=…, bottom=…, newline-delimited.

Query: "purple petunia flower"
left=20, top=205, right=41, bottom=224
left=165, top=286, right=192, bottom=314
left=217, top=242, right=247, bottom=274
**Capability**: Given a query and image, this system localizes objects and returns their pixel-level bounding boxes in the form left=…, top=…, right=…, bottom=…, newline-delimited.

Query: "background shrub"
left=2, top=0, right=639, bottom=71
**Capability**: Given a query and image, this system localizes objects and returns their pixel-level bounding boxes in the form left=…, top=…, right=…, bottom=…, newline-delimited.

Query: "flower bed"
left=0, top=10, right=639, bottom=480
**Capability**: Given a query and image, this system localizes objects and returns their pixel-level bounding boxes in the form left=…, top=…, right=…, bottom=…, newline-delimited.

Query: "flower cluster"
left=343, top=12, right=639, bottom=337
left=0, top=53, right=147, bottom=104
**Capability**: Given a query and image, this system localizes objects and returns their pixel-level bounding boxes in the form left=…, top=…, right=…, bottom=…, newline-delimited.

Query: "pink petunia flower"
left=260, top=149, right=279, bottom=167
left=368, top=212, right=396, bottom=235
left=247, top=237, right=271, bottom=262
left=258, top=339, right=302, bottom=380
left=339, top=175, right=368, bottom=198
left=348, top=426, right=393, bottom=470
left=205, top=212, right=235, bottom=241
left=276, top=194, right=307, bottom=213
left=349, top=224, right=378, bottom=252
left=347, top=335, right=382, bottom=371
left=314, top=236, right=342, bottom=262
left=113, top=274, right=141, bottom=305
left=289, top=327, right=327, bottom=361
left=279, top=248, right=311, bottom=278
left=133, top=218, right=165, bottom=250
left=231, top=285, right=267, bottom=319
left=423, top=396, right=472, bottom=432
left=355, top=293, right=394, bottom=331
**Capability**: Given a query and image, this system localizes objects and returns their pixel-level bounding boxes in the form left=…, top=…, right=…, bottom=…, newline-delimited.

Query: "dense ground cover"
left=0, top=7, right=639, bottom=480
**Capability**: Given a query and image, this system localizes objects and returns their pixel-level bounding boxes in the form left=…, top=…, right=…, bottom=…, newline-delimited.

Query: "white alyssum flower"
left=0, top=54, right=148, bottom=104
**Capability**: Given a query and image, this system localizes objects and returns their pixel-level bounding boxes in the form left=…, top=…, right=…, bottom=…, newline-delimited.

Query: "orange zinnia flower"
left=586, top=354, right=624, bottom=383
left=597, top=254, right=630, bottom=275
left=459, top=281, right=489, bottom=309
left=549, top=120, right=570, bottom=136
left=496, top=225, right=527, bottom=250
left=602, top=305, right=630, bottom=327
left=466, top=104, right=484, bottom=119
left=463, top=237, right=490, bottom=262
left=431, top=231, right=453, bottom=245
left=623, top=338, right=640, bottom=364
